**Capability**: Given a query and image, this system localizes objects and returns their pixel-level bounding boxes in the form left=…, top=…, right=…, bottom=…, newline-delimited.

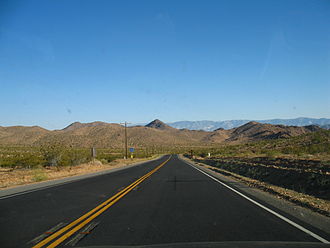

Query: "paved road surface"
left=0, top=155, right=329, bottom=247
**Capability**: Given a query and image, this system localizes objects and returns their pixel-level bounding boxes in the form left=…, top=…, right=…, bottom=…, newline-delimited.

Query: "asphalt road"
left=0, top=155, right=329, bottom=248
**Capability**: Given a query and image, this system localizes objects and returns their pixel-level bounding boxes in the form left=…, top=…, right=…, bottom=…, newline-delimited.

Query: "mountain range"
left=167, top=118, right=330, bottom=131
left=0, top=119, right=322, bottom=148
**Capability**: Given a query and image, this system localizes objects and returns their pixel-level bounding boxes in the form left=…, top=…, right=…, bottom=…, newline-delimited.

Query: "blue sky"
left=1, top=0, right=329, bottom=129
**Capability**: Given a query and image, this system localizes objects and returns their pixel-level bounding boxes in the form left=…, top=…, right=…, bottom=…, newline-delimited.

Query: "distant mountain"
left=168, top=120, right=248, bottom=131
left=321, top=124, right=330, bottom=130
left=259, top=118, right=330, bottom=127
left=168, top=118, right=330, bottom=131
left=0, top=120, right=322, bottom=147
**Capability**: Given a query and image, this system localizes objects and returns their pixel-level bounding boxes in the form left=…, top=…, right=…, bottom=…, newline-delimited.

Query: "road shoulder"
left=179, top=155, right=330, bottom=237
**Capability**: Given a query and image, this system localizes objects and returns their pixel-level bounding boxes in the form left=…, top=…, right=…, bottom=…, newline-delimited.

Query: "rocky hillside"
left=225, top=122, right=321, bottom=142
left=0, top=120, right=322, bottom=147
left=145, top=119, right=174, bottom=130
left=0, top=126, right=49, bottom=145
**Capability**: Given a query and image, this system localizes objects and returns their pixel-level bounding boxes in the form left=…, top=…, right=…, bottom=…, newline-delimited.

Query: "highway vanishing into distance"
left=0, top=155, right=329, bottom=248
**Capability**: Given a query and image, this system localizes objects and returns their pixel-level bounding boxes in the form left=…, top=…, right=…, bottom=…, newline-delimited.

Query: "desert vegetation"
left=187, top=129, right=330, bottom=159
left=0, top=144, right=163, bottom=188
left=0, top=145, right=91, bottom=168
left=185, top=130, right=330, bottom=202
left=0, top=145, right=164, bottom=169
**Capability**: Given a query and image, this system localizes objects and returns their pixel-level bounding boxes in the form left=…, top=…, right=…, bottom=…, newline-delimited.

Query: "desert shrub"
left=262, top=149, right=280, bottom=158
left=12, top=153, right=44, bottom=168
left=96, top=151, right=121, bottom=163
left=306, top=144, right=330, bottom=154
left=40, top=144, right=64, bottom=167
left=311, top=132, right=323, bottom=143
left=32, top=168, right=48, bottom=182
left=199, top=152, right=208, bottom=158
left=198, top=158, right=330, bottom=200
left=0, top=147, right=43, bottom=168
left=59, top=148, right=92, bottom=166
left=39, top=144, right=92, bottom=167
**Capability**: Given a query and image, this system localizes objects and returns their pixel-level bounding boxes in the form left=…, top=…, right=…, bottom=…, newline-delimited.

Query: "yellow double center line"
left=33, top=155, right=171, bottom=248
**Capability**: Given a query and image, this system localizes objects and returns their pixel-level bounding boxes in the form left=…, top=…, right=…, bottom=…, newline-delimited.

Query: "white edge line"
left=0, top=182, right=79, bottom=200
left=0, top=156, right=165, bottom=200
left=182, top=158, right=329, bottom=244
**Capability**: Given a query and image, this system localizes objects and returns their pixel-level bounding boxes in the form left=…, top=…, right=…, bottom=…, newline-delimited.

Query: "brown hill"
left=0, top=120, right=321, bottom=147
left=0, top=126, right=49, bottom=145
left=62, top=121, right=110, bottom=131
left=226, top=121, right=322, bottom=143
left=145, top=119, right=173, bottom=130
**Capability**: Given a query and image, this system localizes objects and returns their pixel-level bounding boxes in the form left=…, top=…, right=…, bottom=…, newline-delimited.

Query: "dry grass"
left=0, top=156, right=157, bottom=189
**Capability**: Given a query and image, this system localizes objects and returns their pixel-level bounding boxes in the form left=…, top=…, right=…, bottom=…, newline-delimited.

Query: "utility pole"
left=120, top=122, right=131, bottom=159
left=124, top=122, right=128, bottom=159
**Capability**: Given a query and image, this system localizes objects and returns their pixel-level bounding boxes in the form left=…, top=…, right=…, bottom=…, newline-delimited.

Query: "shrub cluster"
left=0, top=145, right=92, bottom=168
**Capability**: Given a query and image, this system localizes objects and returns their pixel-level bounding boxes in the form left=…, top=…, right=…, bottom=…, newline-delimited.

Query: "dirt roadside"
left=0, top=156, right=159, bottom=190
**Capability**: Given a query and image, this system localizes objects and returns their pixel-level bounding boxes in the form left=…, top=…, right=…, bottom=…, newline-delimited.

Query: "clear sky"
left=1, top=0, right=329, bottom=129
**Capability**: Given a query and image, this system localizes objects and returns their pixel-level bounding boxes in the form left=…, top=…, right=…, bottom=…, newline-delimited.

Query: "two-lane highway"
left=0, top=156, right=170, bottom=247
left=0, top=155, right=329, bottom=247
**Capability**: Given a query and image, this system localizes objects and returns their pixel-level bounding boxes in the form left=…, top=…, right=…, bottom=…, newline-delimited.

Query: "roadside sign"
left=129, top=147, right=134, bottom=153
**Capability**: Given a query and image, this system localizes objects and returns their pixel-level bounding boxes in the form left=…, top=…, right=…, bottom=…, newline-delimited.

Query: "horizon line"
left=1, top=116, right=330, bottom=131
